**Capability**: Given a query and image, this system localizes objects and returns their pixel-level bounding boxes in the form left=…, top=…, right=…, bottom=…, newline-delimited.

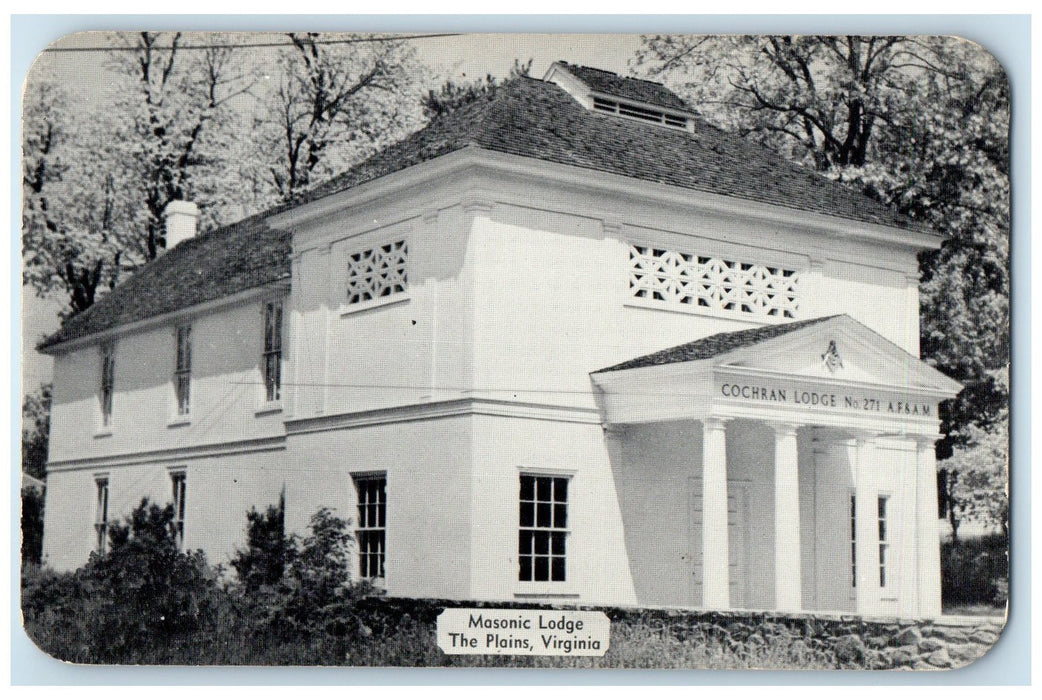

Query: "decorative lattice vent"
left=345, top=240, right=408, bottom=305
left=629, top=244, right=800, bottom=319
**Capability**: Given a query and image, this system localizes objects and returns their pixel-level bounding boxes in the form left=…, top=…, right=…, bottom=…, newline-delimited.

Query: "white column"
left=772, top=422, right=802, bottom=612
left=853, top=436, right=878, bottom=615
left=916, top=436, right=943, bottom=618
left=701, top=417, right=730, bottom=610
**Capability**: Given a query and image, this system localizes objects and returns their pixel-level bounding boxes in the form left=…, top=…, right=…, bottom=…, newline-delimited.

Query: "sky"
left=20, top=31, right=646, bottom=396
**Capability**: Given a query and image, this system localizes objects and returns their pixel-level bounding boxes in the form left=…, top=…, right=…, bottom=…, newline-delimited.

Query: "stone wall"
left=361, top=598, right=1006, bottom=670
left=628, top=610, right=1006, bottom=670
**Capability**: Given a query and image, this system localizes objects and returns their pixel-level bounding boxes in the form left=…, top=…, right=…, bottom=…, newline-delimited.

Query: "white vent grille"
left=346, top=240, right=408, bottom=305
left=593, top=96, right=688, bottom=129
left=629, top=244, right=800, bottom=319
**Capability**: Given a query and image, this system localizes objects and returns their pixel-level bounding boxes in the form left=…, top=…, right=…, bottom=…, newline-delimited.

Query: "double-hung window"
left=850, top=494, right=857, bottom=588
left=354, top=475, right=386, bottom=579
left=263, top=301, right=283, bottom=402
left=100, top=342, right=115, bottom=427
left=878, top=496, right=889, bottom=588
left=518, top=474, right=569, bottom=582
left=174, top=325, right=192, bottom=416
left=171, top=471, right=187, bottom=549
left=94, top=477, right=110, bottom=554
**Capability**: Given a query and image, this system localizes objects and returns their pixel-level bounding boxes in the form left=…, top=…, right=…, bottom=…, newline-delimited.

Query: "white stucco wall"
left=467, top=414, right=636, bottom=605
left=463, top=191, right=923, bottom=417
left=284, top=415, right=474, bottom=600
left=47, top=294, right=287, bottom=465
left=41, top=447, right=285, bottom=572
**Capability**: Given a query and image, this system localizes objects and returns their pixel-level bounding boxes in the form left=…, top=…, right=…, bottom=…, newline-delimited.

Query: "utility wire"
left=43, top=32, right=464, bottom=53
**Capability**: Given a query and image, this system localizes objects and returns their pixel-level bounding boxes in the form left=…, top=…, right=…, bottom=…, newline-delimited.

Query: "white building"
left=39, top=63, right=961, bottom=619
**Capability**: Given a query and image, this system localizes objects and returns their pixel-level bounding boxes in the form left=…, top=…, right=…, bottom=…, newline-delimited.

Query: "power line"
left=43, top=32, right=464, bottom=53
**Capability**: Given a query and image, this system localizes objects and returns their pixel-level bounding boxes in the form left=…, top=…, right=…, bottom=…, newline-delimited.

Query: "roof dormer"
left=543, top=61, right=696, bottom=132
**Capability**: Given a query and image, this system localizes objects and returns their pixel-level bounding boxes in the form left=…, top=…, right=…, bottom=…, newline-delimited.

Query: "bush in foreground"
left=941, top=533, right=1009, bottom=609
left=22, top=499, right=221, bottom=662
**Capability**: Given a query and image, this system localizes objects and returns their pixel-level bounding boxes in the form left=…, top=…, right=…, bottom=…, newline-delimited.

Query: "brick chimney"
left=163, top=200, right=199, bottom=251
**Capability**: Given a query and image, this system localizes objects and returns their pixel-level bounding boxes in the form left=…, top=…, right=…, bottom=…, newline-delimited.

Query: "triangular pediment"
left=713, top=316, right=962, bottom=395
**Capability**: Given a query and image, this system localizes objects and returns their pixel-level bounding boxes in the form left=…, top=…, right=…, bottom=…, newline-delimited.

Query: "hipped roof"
left=40, top=72, right=927, bottom=350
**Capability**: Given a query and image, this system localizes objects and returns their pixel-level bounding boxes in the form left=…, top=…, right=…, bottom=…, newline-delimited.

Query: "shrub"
left=230, top=495, right=292, bottom=592
left=941, top=533, right=1009, bottom=608
left=234, top=506, right=376, bottom=643
left=21, top=485, right=45, bottom=567
left=22, top=498, right=220, bottom=662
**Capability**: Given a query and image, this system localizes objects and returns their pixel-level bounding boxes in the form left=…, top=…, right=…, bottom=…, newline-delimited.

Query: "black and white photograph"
left=18, top=27, right=1011, bottom=671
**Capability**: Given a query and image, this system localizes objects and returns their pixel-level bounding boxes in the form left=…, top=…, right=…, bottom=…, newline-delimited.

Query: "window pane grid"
left=174, top=327, right=191, bottom=415
left=519, top=475, right=569, bottom=582
left=95, top=479, right=109, bottom=554
left=878, top=496, right=889, bottom=588
left=171, top=473, right=186, bottom=549
left=355, top=476, right=387, bottom=579
left=850, top=494, right=857, bottom=588
left=263, top=302, right=283, bottom=402
left=100, top=346, right=115, bottom=426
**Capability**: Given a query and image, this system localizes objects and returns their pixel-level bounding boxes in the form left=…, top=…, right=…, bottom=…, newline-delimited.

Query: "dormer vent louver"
left=591, top=96, right=689, bottom=129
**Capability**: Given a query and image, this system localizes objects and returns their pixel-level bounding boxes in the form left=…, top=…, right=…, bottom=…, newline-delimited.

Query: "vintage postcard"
left=19, top=30, right=1010, bottom=671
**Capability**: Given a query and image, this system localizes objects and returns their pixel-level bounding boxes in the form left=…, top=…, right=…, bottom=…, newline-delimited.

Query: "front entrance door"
left=689, top=477, right=749, bottom=608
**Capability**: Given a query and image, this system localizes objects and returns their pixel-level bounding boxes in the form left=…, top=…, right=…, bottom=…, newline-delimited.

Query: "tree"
left=21, top=383, right=51, bottom=481
left=250, top=33, right=426, bottom=201
left=938, top=367, right=1009, bottom=544
left=421, top=58, right=533, bottom=119
left=22, top=485, right=45, bottom=568
left=105, top=31, right=254, bottom=256
left=22, top=32, right=252, bottom=316
left=22, top=80, right=130, bottom=313
left=635, top=36, right=965, bottom=170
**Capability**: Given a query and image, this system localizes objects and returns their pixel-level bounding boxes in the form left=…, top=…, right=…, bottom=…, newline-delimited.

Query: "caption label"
left=436, top=608, right=610, bottom=656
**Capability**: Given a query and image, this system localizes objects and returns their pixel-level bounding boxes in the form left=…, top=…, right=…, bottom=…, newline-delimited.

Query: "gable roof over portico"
left=592, top=315, right=962, bottom=434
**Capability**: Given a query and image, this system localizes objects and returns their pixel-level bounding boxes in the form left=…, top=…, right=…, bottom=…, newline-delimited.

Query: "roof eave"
left=37, top=278, right=291, bottom=355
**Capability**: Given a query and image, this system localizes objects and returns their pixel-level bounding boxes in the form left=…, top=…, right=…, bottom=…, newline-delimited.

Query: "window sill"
left=514, top=590, right=581, bottom=600
left=514, top=582, right=580, bottom=599
left=167, top=416, right=191, bottom=428
left=255, top=402, right=283, bottom=417
left=93, top=429, right=113, bottom=439
left=338, top=293, right=409, bottom=317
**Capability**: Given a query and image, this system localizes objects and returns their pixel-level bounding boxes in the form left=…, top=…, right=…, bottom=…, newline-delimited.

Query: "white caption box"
left=436, top=608, right=611, bottom=656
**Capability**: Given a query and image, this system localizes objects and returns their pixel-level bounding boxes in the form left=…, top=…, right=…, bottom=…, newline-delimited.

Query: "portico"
left=592, top=315, right=962, bottom=618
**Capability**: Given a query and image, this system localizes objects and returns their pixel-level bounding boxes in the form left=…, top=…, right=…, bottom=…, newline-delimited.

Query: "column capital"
left=703, top=416, right=729, bottom=432
left=851, top=430, right=883, bottom=447
left=767, top=420, right=800, bottom=437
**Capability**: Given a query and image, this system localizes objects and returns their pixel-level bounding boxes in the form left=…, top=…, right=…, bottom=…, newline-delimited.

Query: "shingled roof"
left=39, top=214, right=292, bottom=349
left=594, top=315, right=842, bottom=373
left=41, top=68, right=925, bottom=350
left=301, top=76, right=920, bottom=229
